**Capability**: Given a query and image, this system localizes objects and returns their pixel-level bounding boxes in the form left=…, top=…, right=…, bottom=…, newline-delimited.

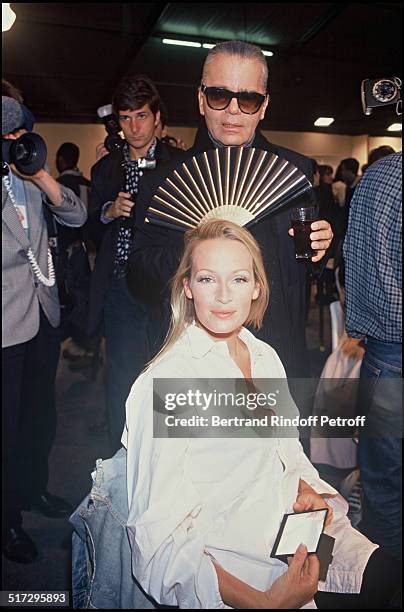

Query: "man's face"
left=198, top=54, right=268, bottom=146
left=118, top=104, right=160, bottom=159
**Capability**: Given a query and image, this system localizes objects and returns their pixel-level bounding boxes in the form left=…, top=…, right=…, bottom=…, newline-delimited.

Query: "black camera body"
left=361, top=77, right=401, bottom=116
left=97, top=104, right=124, bottom=153
left=2, top=132, right=47, bottom=176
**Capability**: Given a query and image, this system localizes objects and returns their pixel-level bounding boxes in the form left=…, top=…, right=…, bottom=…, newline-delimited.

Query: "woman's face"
left=183, top=238, right=260, bottom=339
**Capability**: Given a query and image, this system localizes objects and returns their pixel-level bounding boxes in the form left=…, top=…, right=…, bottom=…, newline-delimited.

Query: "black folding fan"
left=146, top=146, right=312, bottom=230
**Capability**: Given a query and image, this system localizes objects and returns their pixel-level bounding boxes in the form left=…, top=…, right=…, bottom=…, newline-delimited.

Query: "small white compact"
left=271, top=508, right=328, bottom=559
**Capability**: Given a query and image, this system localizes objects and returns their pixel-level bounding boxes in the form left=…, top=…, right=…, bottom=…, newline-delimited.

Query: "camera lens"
left=104, top=133, right=124, bottom=153
left=372, top=80, right=397, bottom=103
left=10, top=133, right=47, bottom=175
left=15, top=140, right=35, bottom=162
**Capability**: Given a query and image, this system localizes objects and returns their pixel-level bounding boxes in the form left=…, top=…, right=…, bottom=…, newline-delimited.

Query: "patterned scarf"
left=114, top=139, right=157, bottom=278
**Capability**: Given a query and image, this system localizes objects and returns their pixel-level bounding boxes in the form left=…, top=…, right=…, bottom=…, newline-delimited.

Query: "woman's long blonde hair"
left=149, top=219, right=269, bottom=367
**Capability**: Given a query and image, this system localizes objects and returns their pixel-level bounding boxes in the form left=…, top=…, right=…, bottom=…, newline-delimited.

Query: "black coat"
left=127, top=127, right=317, bottom=376
left=87, top=140, right=185, bottom=334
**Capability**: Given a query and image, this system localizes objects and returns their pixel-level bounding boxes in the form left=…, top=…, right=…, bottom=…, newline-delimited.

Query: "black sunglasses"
left=201, top=84, right=266, bottom=115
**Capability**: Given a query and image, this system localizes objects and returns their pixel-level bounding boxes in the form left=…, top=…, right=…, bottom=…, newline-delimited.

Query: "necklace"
left=3, top=170, right=56, bottom=287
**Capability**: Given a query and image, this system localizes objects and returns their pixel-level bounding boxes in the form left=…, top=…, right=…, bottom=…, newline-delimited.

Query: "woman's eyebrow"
left=195, top=268, right=251, bottom=274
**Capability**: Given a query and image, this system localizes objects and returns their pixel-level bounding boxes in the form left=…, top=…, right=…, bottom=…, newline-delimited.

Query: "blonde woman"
left=122, top=220, right=397, bottom=609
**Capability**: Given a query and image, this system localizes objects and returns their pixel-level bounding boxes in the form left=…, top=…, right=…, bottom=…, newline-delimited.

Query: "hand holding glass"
left=290, top=206, right=319, bottom=260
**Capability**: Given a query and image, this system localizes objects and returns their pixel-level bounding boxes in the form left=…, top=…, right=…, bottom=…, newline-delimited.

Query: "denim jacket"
left=69, top=448, right=160, bottom=609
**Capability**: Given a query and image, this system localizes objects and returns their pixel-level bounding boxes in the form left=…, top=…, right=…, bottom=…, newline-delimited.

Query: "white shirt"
left=122, top=324, right=377, bottom=609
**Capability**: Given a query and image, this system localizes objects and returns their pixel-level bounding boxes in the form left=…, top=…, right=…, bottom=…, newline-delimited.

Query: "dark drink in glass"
left=290, top=206, right=318, bottom=259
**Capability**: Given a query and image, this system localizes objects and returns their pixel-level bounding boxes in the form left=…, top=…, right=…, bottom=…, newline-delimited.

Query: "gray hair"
left=202, top=40, right=268, bottom=91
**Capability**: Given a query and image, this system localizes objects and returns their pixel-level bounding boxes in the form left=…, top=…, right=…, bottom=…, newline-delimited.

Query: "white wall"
left=35, top=123, right=107, bottom=178
left=35, top=122, right=401, bottom=179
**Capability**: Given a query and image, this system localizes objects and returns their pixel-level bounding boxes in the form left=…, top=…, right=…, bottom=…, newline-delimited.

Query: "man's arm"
left=127, top=172, right=184, bottom=304
left=86, top=155, right=123, bottom=249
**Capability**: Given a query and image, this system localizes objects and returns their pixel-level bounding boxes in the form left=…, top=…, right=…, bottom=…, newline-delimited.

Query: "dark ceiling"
left=2, top=3, right=402, bottom=136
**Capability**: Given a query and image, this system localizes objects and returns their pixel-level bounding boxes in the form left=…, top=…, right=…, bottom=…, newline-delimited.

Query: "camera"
left=2, top=132, right=47, bottom=176
left=97, top=104, right=124, bottom=153
left=138, top=158, right=156, bottom=170
left=361, top=77, right=402, bottom=116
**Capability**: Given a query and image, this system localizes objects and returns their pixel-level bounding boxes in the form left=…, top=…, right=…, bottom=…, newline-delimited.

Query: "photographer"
left=88, top=75, right=184, bottom=453
left=2, top=96, right=87, bottom=563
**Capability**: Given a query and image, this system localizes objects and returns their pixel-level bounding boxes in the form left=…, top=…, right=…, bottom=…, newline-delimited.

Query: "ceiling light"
left=161, top=39, right=273, bottom=56
left=387, top=123, right=402, bottom=132
left=2, top=3, right=16, bottom=32
left=314, top=117, right=334, bottom=127
left=162, top=38, right=201, bottom=48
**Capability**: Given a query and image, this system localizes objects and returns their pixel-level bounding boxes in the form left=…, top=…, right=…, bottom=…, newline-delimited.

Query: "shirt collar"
left=122, top=138, right=157, bottom=166
left=181, top=322, right=265, bottom=361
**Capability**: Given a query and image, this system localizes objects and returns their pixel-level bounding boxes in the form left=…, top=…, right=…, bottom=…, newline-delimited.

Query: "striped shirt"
left=344, top=152, right=402, bottom=342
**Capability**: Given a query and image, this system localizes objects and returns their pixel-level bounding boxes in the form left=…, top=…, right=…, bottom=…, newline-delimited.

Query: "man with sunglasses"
left=127, top=40, right=333, bottom=378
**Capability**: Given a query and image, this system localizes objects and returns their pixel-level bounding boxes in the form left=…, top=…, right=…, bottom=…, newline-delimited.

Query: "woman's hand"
left=263, top=543, right=320, bottom=609
left=294, top=479, right=333, bottom=526
left=209, top=543, right=319, bottom=609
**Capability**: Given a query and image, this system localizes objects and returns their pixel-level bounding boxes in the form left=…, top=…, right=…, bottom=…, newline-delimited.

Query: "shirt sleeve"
left=100, top=201, right=115, bottom=224
left=129, top=511, right=227, bottom=608
left=297, top=442, right=339, bottom=496
left=124, top=364, right=227, bottom=609
left=44, top=184, right=87, bottom=228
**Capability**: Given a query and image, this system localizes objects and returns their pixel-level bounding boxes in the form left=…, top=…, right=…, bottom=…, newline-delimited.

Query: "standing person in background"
left=339, top=157, right=360, bottom=237
left=316, top=165, right=335, bottom=221
left=56, top=142, right=91, bottom=208
left=366, top=145, right=395, bottom=169
left=88, top=75, right=184, bottom=453
left=317, top=165, right=344, bottom=247
left=155, top=98, right=188, bottom=150
left=344, top=152, right=402, bottom=561
left=2, top=96, right=87, bottom=563
left=340, top=157, right=360, bottom=203
left=340, top=157, right=361, bottom=205
left=55, top=142, right=95, bottom=366
left=332, top=162, right=347, bottom=208
left=310, top=158, right=320, bottom=187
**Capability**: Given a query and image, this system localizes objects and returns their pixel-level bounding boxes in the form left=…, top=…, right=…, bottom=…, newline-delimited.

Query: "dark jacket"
left=87, top=140, right=184, bottom=334
left=127, top=127, right=317, bottom=377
